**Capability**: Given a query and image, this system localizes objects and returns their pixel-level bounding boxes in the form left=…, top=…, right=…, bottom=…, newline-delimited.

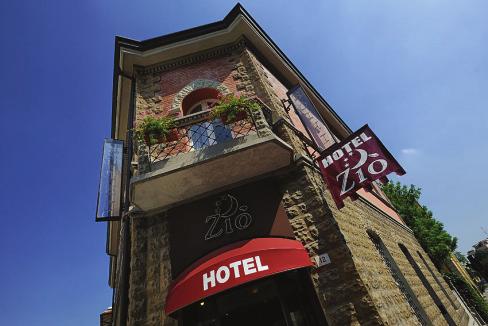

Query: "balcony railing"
left=140, top=108, right=262, bottom=167
left=130, top=103, right=295, bottom=211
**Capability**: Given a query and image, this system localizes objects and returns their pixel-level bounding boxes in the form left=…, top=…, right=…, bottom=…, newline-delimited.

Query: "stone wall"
left=280, top=166, right=385, bottom=325
left=276, top=151, right=468, bottom=326
left=125, top=41, right=469, bottom=326
left=127, top=213, right=175, bottom=326
left=241, top=44, right=468, bottom=325
left=331, top=186, right=466, bottom=325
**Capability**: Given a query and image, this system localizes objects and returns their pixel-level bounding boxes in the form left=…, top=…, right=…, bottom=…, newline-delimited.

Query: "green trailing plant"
left=210, top=94, right=260, bottom=124
left=135, top=116, right=176, bottom=145
left=445, top=272, right=488, bottom=322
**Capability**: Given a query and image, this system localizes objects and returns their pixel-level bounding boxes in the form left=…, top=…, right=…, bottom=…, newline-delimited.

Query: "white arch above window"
left=171, top=79, right=230, bottom=113
left=187, top=99, right=219, bottom=115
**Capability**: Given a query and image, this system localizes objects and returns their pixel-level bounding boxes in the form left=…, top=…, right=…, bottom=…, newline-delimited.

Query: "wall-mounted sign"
left=318, top=124, right=405, bottom=208
left=204, top=194, right=253, bottom=241
left=313, top=253, right=331, bottom=268
left=168, top=179, right=295, bottom=277
left=96, top=139, right=124, bottom=222
left=288, top=85, right=336, bottom=151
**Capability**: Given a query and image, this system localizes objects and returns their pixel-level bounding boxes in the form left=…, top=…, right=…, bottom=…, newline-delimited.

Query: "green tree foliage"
left=454, top=251, right=469, bottom=265
left=382, top=182, right=457, bottom=267
left=469, top=250, right=488, bottom=280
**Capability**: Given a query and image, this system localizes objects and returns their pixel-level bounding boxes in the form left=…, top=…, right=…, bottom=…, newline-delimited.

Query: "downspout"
left=116, top=69, right=136, bottom=326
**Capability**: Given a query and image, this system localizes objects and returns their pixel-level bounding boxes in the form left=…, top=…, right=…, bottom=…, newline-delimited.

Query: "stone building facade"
left=99, top=4, right=471, bottom=326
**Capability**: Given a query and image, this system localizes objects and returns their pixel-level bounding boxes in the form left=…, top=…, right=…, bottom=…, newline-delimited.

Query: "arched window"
left=399, top=244, right=456, bottom=325
left=181, top=87, right=221, bottom=115
left=186, top=98, right=218, bottom=115
left=181, top=88, right=232, bottom=150
left=416, top=251, right=457, bottom=308
left=367, top=231, right=431, bottom=325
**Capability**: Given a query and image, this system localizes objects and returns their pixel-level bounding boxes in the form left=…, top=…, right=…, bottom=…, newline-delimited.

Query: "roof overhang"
left=111, top=3, right=351, bottom=141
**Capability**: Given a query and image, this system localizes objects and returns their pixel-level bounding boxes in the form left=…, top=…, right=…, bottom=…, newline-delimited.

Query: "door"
left=178, top=270, right=327, bottom=326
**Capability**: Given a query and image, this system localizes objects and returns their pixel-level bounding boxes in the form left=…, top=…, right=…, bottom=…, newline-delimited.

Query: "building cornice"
left=134, top=38, right=246, bottom=76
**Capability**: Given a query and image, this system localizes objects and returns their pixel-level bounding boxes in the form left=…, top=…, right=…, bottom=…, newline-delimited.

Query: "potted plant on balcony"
left=210, top=94, right=260, bottom=124
left=135, top=116, right=177, bottom=146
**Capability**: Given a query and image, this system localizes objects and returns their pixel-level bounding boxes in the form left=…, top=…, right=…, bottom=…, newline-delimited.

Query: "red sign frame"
left=317, top=124, right=405, bottom=208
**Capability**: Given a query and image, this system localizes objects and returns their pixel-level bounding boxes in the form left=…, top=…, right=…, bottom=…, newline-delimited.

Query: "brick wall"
left=135, top=51, right=244, bottom=124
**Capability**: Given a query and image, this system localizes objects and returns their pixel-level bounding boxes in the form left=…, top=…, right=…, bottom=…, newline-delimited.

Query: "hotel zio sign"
left=204, top=194, right=253, bottom=241
left=164, top=238, right=312, bottom=315
left=318, top=124, right=405, bottom=208
left=287, top=85, right=405, bottom=209
left=203, top=255, right=269, bottom=291
left=168, top=179, right=294, bottom=277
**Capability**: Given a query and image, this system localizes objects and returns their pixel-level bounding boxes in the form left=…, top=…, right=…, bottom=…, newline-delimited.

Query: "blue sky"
left=0, top=1, right=487, bottom=325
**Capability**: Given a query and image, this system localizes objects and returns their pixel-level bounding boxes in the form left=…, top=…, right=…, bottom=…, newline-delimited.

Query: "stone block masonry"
left=280, top=166, right=384, bottom=325
left=127, top=214, right=176, bottom=326
left=239, top=43, right=468, bottom=325
left=124, top=41, right=469, bottom=325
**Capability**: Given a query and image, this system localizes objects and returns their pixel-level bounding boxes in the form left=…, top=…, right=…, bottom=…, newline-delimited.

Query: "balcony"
left=130, top=106, right=294, bottom=212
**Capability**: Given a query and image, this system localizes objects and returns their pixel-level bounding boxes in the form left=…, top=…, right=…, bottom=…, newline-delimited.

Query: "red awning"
left=165, top=238, right=312, bottom=315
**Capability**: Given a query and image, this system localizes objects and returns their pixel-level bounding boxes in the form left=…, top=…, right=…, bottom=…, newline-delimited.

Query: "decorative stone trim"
left=171, top=79, right=230, bottom=114
left=134, top=138, right=151, bottom=175
left=358, top=196, right=414, bottom=234
left=135, top=39, right=247, bottom=76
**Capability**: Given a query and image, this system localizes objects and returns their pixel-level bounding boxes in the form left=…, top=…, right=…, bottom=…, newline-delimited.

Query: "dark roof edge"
left=111, top=3, right=352, bottom=138
left=235, top=5, right=352, bottom=134
left=111, top=38, right=121, bottom=138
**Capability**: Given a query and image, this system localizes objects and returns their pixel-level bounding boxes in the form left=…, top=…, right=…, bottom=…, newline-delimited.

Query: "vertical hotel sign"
left=288, top=85, right=336, bottom=151
left=96, top=139, right=123, bottom=221
left=318, top=125, right=405, bottom=208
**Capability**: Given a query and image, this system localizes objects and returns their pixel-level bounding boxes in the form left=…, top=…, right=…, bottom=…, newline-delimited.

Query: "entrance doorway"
left=178, top=270, right=327, bottom=326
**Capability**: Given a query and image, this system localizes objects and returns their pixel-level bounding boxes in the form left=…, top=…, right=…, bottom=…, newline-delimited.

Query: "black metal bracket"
left=280, top=98, right=292, bottom=112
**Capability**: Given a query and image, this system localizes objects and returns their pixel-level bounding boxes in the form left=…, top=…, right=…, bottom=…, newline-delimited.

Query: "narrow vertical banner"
left=287, top=85, right=336, bottom=151
left=96, top=139, right=124, bottom=221
left=317, top=125, right=405, bottom=208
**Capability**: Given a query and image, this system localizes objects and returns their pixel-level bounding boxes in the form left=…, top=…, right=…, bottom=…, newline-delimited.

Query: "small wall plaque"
left=314, top=253, right=331, bottom=267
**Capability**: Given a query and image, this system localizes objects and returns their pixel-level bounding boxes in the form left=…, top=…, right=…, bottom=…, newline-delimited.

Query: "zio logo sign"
left=205, top=194, right=253, bottom=241
left=336, top=151, right=386, bottom=195
left=318, top=125, right=405, bottom=208
left=322, top=133, right=387, bottom=195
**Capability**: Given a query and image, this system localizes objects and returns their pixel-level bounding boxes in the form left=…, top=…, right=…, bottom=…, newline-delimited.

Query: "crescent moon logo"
left=220, top=194, right=239, bottom=218
left=352, top=149, right=368, bottom=169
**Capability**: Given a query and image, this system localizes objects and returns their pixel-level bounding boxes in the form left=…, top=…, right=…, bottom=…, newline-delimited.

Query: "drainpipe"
left=115, top=69, right=136, bottom=326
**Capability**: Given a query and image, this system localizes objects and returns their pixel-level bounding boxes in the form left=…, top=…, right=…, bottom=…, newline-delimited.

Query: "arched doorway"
left=178, top=269, right=325, bottom=326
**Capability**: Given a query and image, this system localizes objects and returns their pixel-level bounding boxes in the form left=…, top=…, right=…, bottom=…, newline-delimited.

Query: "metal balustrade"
left=142, top=108, right=258, bottom=165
